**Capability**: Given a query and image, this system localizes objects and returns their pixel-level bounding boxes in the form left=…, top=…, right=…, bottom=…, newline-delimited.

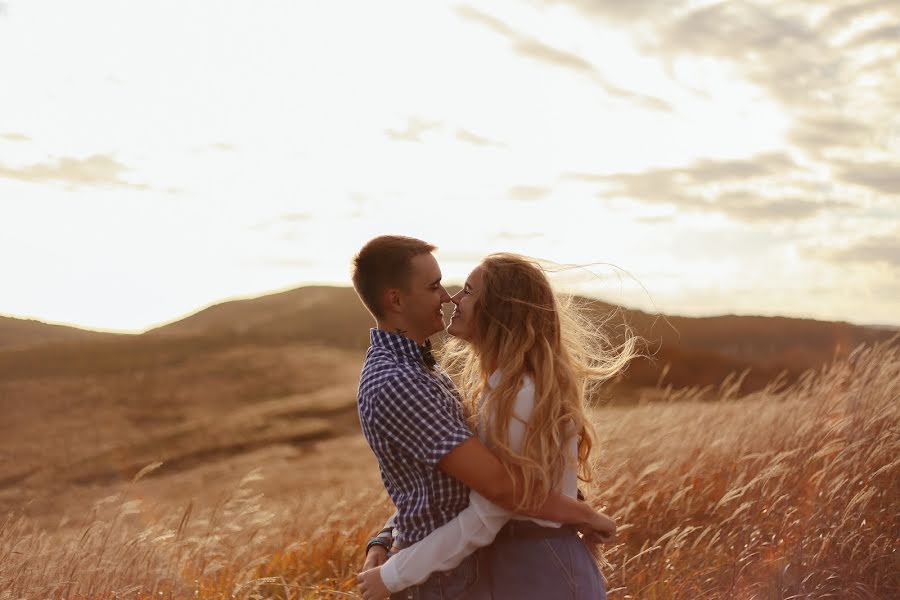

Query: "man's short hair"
left=352, top=235, right=437, bottom=319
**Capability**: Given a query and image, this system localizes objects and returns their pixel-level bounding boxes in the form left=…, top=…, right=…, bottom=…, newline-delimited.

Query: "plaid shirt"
left=357, top=328, right=473, bottom=544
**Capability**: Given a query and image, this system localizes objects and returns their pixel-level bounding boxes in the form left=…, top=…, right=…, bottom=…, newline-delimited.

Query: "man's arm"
left=438, top=437, right=599, bottom=526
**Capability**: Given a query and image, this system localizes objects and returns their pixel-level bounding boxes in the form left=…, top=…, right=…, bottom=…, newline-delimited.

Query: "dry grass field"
left=2, top=335, right=897, bottom=599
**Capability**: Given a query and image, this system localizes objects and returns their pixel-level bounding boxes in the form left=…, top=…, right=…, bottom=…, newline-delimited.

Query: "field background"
left=1, top=286, right=897, bottom=599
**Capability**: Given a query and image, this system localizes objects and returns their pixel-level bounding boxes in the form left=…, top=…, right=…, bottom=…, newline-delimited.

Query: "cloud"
left=844, top=23, right=900, bottom=49
left=713, top=191, right=852, bottom=223
left=565, top=152, right=852, bottom=222
left=817, top=231, right=900, bottom=267
left=543, top=0, right=900, bottom=204
left=0, top=154, right=147, bottom=189
left=833, top=160, right=900, bottom=195
left=456, top=128, right=505, bottom=148
left=385, top=117, right=442, bottom=142
left=565, top=151, right=796, bottom=187
left=648, top=1, right=900, bottom=130
left=787, top=115, right=876, bottom=157
left=684, top=153, right=797, bottom=181
left=454, top=5, right=672, bottom=112
left=537, top=0, right=673, bottom=25
left=817, top=1, right=900, bottom=35
left=0, top=132, right=29, bottom=142
left=508, top=185, right=551, bottom=201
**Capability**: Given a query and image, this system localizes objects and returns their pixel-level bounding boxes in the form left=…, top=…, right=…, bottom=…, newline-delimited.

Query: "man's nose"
left=440, top=287, right=453, bottom=303
left=449, top=289, right=461, bottom=305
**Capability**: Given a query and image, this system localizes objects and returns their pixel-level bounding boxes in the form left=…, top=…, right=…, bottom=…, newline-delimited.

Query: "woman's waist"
left=495, top=518, right=577, bottom=541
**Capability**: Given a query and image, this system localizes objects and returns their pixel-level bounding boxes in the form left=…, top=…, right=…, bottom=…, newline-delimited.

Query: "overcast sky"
left=1, top=0, right=898, bottom=332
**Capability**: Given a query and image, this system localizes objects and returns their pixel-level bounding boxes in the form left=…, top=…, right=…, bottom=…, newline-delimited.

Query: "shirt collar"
left=370, top=328, right=425, bottom=365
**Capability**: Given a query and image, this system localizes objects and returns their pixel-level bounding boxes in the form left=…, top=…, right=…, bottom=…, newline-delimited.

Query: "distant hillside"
left=620, top=311, right=893, bottom=370
left=145, top=286, right=897, bottom=395
left=5, top=286, right=894, bottom=392
left=0, top=315, right=122, bottom=351
left=146, top=286, right=374, bottom=350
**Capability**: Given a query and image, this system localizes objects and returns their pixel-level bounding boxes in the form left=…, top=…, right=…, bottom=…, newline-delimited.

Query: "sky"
left=1, top=0, right=898, bottom=332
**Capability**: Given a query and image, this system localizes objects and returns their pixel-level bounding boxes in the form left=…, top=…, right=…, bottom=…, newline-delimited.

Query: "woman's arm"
left=379, top=488, right=511, bottom=592
left=528, top=488, right=610, bottom=528
left=363, top=382, right=540, bottom=593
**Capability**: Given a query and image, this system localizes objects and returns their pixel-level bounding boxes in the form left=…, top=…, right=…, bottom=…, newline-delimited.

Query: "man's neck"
left=375, top=320, right=426, bottom=346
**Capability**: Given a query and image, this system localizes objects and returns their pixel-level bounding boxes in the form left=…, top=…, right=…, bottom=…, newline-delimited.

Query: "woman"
left=358, top=253, right=636, bottom=599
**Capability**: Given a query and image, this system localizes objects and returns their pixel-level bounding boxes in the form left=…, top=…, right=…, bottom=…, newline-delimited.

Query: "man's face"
left=402, top=253, right=452, bottom=339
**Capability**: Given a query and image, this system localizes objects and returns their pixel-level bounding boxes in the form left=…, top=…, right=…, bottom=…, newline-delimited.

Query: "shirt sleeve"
left=379, top=378, right=537, bottom=593
left=373, top=372, right=473, bottom=468
left=377, top=510, right=398, bottom=535
left=380, top=489, right=509, bottom=592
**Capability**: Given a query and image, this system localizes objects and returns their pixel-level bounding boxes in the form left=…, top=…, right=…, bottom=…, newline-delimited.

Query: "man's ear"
left=383, top=288, right=403, bottom=314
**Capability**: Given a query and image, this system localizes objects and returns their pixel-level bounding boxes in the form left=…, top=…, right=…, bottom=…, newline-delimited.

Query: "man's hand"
left=356, top=565, right=390, bottom=600
left=362, top=545, right=388, bottom=571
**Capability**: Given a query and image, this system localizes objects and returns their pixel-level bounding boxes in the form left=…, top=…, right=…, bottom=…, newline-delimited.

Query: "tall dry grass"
left=587, top=337, right=899, bottom=598
left=2, top=339, right=897, bottom=599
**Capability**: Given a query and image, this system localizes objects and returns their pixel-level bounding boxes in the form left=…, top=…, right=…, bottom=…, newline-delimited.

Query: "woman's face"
left=447, top=265, right=483, bottom=342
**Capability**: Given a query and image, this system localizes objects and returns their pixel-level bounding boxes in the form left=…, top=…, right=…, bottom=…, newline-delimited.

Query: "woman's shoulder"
left=513, top=373, right=536, bottom=419
left=486, top=369, right=536, bottom=420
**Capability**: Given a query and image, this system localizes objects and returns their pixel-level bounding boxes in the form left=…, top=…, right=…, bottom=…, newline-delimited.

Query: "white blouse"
left=379, top=370, right=579, bottom=593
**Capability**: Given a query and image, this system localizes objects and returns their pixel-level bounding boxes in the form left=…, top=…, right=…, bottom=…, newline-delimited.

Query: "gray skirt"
left=481, top=529, right=607, bottom=600
left=388, top=527, right=606, bottom=600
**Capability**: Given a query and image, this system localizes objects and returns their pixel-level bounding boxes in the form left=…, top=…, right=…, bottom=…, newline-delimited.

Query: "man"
left=351, top=235, right=609, bottom=599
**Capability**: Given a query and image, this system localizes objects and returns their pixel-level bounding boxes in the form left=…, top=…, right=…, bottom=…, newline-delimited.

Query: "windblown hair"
left=351, top=235, right=436, bottom=319
left=441, top=253, right=638, bottom=513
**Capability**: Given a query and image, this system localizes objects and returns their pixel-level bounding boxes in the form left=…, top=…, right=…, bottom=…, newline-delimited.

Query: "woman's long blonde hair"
left=441, top=253, right=638, bottom=512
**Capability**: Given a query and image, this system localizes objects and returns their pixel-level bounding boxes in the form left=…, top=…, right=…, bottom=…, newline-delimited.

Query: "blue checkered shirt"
left=357, top=328, right=473, bottom=544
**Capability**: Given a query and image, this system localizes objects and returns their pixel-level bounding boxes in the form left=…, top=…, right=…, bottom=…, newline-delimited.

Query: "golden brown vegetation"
left=2, top=337, right=897, bottom=599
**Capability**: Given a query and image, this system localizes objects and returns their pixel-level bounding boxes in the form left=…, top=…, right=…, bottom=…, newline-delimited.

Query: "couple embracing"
left=352, top=235, right=634, bottom=599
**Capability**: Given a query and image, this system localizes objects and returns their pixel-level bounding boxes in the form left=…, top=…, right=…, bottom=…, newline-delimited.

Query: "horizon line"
left=2, top=283, right=898, bottom=335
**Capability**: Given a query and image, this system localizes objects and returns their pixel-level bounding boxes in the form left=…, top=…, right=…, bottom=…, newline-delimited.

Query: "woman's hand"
left=578, top=509, right=617, bottom=544
left=356, top=565, right=390, bottom=600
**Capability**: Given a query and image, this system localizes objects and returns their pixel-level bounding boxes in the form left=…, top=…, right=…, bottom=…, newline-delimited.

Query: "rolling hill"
left=0, top=315, right=122, bottom=351
left=4, top=285, right=894, bottom=389
left=145, top=285, right=896, bottom=395
left=1, top=285, right=895, bottom=522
